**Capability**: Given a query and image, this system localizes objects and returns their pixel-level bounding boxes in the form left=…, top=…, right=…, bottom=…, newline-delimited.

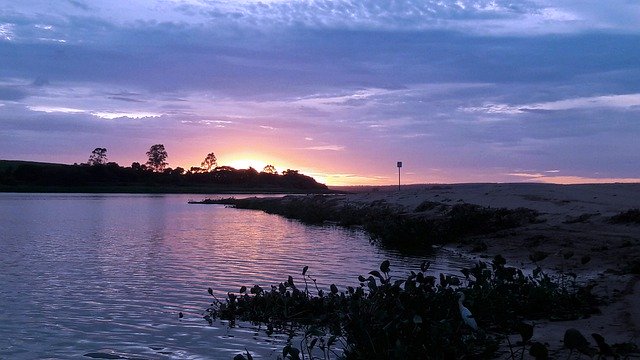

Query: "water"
left=0, top=193, right=469, bottom=359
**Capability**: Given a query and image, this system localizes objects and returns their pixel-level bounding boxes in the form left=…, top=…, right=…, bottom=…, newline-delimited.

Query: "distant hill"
left=0, top=160, right=67, bottom=170
left=0, top=160, right=329, bottom=193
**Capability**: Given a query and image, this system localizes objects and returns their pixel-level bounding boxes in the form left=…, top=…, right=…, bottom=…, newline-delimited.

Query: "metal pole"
left=396, top=161, right=402, bottom=191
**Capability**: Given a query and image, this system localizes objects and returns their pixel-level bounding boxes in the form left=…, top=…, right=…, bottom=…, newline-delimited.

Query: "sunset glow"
left=1, top=1, right=639, bottom=185
left=226, top=158, right=269, bottom=172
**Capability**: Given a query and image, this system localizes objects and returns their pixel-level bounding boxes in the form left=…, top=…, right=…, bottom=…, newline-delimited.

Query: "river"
left=0, top=193, right=469, bottom=359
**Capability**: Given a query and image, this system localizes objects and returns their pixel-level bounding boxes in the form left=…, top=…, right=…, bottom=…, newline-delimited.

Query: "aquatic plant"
left=205, top=257, right=599, bottom=359
left=205, top=196, right=540, bottom=254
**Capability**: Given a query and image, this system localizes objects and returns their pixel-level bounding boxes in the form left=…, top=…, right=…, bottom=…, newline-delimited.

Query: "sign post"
left=397, top=161, right=402, bottom=191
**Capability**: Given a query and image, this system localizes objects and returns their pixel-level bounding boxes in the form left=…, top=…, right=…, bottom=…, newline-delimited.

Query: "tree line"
left=0, top=145, right=327, bottom=192
left=86, top=144, right=279, bottom=176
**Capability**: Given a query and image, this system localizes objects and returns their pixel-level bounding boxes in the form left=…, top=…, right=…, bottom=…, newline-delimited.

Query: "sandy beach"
left=334, top=183, right=640, bottom=357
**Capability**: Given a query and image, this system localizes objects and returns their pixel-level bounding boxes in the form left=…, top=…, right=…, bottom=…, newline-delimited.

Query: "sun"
left=227, top=158, right=268, bottom=171
left=221, top=152, right=297, bottom=175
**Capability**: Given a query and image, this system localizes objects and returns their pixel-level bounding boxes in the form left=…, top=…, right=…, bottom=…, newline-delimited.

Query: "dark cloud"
left=0, top=86, right=28, bottom=101
left=67, top=0, right=91, bottom=12
left=2, top=13, right=639, bottom=101
left=107, top=96, right=144, bottom=103
left=0, top=105, right=111, bottom=133
left=32, top=76, right=50, bottom=87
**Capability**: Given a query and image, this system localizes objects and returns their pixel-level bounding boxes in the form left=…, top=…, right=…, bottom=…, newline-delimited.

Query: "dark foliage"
left=206, top=258, right=599, bottom=360
left=414, top=200, right=442, bottom=212
left=204, top=196, right=540, bottom=252
left=0, top=160, right=328, bottom=192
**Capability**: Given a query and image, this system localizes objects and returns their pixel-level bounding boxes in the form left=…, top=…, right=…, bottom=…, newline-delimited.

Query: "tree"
left=88, top=147, right=107, bottom=166
left=131, top=162, right=146, bottom=171
left=262, top=164, right=277, bottom=174
left=201, top=152, right=218, bottom=172
left=146, top=144, right=168, bottom=172
left=172, top=167, right=185, bottom=175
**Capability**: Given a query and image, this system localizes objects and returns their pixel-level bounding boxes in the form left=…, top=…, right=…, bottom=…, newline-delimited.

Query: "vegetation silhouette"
left=146, top=144, right=168, bottom=172
left=207, top=257, right=605, bottom=360
left=87, top=147, right=108, bottom=166
left=200, top=196, right=540, bottom=253
left=201, top=152, right=218, bottom=172
left=262, top=164, right=277, bottom=174
left=0, top=160, right=327, bottom=193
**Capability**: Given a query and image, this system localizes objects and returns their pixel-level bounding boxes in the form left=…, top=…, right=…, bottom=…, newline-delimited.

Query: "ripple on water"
left=0, top=193, right=472, bottom=359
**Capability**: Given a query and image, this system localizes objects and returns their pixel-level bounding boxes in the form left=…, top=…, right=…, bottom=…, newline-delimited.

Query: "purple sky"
left=1, top=0, right=640, bottom=185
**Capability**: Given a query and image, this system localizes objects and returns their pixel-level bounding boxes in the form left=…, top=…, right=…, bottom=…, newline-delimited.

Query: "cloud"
left=462, top=104, right=524, bottom=114
left=2, top=10, right=638, bottom=102
left=32, top=76, right=50, bottom=86
left=507, top=171, right=640, bottom=184
left=306, top=171, right=391, bottom=185
left=304, top=145, right=345, bottom=151
left=171, top=0, right=640, bottom=35
left=27, top=105, right=84, bottom=113
left=0, top=23, right=15, bottom=41
left=522, top=93, right=640, bottom=111
left=90, top=111, right=163, bottom=119
left=67, top=0, right=91, bottom=11
left=0, top=86, right=29, bottom=101
left=463, top=93, right=640, bottom=115
left=107, top=96, right=144, bottom=103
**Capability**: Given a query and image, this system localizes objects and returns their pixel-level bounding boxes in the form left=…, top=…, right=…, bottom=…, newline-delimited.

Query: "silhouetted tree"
left=0, top=159, right=327, bottom=190
left=247, top=167, right=259, bottom=175
left=172, top=167, right=185, bottom=175
left=262, top=164, right=277, bottom=174
left=131, top=162, right=146, bottom=171
left=88, top=147, right=107, bottom=166
left=146, top=144, right=168, bottom=172
left=201, top=152, right=218, bottom=172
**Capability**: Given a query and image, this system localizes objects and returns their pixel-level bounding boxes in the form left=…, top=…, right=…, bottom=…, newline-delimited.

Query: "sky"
left=1, top=0, right=639, bottom=185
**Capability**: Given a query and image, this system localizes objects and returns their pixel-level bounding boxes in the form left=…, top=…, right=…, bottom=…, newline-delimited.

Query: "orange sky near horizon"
left=161, top=147, right=640, bottom=187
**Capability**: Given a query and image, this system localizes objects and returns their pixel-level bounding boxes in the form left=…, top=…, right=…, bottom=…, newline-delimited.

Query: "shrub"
left=202, top=196, right=540, bottom=254
left=205, top=257, right=599, bottom=359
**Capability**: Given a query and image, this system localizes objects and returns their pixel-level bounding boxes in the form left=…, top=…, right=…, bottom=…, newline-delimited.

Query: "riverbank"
left=0, top=184, right=337, bottom=194
left=337, top=183, right=640, bottom=356
left=196, top=183, right=640, bottom=357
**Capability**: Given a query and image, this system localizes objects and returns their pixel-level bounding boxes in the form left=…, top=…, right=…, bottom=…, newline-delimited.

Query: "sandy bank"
left=337, top=183, right=640, bottom=356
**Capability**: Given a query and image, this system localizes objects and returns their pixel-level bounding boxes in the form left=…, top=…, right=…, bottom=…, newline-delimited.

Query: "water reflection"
left=0, top=193, right=471, bottom=359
